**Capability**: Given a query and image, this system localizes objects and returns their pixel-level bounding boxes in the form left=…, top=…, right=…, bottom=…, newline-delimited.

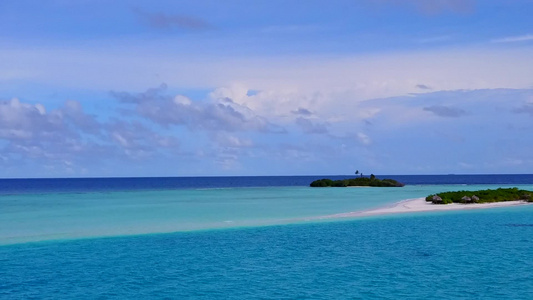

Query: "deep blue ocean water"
left=1, top=174, right=532, bottom=195
left=1, top=175, right=532, bottom=299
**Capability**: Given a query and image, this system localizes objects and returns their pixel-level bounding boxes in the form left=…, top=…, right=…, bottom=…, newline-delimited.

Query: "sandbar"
left=321, top=197, right=531, bottom=219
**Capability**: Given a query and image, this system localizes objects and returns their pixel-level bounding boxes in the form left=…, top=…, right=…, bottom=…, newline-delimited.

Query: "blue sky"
left=1, top=0, right=532, bottom=177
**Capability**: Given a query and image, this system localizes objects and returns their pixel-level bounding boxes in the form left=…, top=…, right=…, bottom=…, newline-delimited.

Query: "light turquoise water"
left=1, top=184, right=531, bottom=245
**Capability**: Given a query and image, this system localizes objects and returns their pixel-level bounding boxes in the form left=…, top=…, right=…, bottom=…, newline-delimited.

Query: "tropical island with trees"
left=310, top=172, right=405, bottom=187
left=426, top=187, right=533, bottom=204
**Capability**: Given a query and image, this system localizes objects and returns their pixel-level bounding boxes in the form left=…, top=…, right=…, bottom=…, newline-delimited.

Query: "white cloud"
left=2, top=88, right=533, bottom=177
left=0, top=96, right=183, bottom=176
left=112, top=132, right=130, bottom=148
left=356, top=132, right=371, bottom=145
left=214, top=134, right=254, bottom=148
left=491, top=34, right=533, bottom=43
left=113, top=85, right=282, bottom=132
left=106, top=120, right=179, bottom=160
left=0, top=98, right=64, bottom=141
left=173, top=95, right=192, bottom=106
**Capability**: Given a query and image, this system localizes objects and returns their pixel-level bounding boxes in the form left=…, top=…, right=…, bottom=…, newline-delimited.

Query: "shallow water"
left=2, top=184, right=531, bottom=245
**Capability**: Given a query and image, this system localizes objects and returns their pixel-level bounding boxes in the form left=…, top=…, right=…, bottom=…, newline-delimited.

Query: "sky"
left=0, top=0, right=532, bottom=178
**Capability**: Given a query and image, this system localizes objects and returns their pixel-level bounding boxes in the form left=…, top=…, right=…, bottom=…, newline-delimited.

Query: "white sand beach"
left=323, top=197, right=531, bottom=219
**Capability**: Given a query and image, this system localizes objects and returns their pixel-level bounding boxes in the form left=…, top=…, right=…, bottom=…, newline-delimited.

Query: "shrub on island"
left=310, top=176, right=404, bottom=187
left=426, top=187, right=533, bottom=204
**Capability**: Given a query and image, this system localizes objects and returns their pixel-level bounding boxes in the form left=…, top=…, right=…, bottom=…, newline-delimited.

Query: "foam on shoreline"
left=320, top=197, right=532, bottom=219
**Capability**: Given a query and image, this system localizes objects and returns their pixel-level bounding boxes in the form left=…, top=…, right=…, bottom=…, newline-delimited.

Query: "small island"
left=426, top=187, right=533, bottom=204
left=310, top=175, right=405, bottom=187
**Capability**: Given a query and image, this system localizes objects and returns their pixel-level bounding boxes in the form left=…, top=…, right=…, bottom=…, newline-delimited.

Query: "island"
left=426, top=187, right=533, bottom=204
left=310, top=175, right=405, bottom=187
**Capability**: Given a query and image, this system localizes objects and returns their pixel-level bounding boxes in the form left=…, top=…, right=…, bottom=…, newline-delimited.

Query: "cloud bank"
left=1, top=88, right=532, bottom=177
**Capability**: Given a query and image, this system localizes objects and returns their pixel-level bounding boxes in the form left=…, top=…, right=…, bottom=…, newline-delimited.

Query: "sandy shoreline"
left=321, top=197, right=531, bottom=220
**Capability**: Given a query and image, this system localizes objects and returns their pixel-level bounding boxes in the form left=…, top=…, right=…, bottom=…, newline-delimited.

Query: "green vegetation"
left=310, top=176, right=404, bottom=187
left=426, top=187, right=533, bottom=204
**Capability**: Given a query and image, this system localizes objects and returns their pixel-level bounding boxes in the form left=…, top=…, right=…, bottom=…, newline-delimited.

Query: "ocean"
left=1, top=175, right=532, bottom=299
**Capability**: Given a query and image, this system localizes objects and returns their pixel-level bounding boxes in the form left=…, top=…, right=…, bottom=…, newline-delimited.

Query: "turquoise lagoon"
left=1, top=177, right=532, bottom=299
